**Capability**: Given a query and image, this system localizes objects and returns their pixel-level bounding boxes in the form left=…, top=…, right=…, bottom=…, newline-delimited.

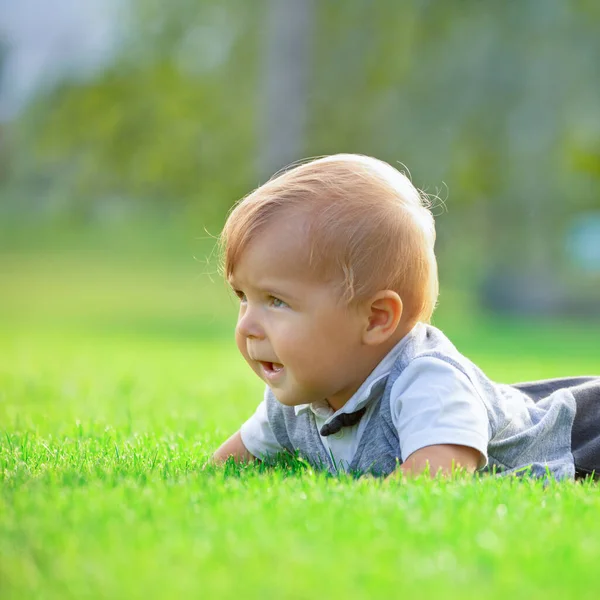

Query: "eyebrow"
left=227, top=277, right=298, bottom=303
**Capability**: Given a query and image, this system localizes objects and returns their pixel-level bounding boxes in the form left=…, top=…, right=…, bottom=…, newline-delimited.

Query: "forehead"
left=230, top=216, right=317, bottom=285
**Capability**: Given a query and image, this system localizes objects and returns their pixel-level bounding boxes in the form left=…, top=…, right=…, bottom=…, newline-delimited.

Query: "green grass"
left=1, top=246, right=600, bottom=599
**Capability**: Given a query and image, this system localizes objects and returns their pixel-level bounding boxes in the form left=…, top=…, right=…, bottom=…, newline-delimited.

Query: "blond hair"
left=220, top=154, right=439, bottom=325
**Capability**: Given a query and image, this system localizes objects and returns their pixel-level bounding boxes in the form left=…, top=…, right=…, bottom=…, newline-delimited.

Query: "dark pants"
left=513, top=377, right=600, bottom=479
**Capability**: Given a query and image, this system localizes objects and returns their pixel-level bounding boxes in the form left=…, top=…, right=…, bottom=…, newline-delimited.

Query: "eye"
left=233, top=289, right=247, bottom=303
left=270, top=296, right=288, bottom=309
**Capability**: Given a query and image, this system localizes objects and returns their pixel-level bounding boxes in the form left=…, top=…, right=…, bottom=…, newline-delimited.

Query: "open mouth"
left=258, top=361, right=284, bottom=380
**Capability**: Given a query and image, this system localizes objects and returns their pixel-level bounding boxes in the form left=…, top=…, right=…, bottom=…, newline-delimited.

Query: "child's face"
left=229, top=218, right=369, bottom=410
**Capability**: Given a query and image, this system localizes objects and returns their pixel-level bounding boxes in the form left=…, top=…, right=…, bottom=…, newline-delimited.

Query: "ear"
left=361, top=291, right=403, bottom=346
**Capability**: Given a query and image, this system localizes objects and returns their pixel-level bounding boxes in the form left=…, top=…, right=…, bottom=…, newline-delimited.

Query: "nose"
left=236, top=305, right=265, bottom=340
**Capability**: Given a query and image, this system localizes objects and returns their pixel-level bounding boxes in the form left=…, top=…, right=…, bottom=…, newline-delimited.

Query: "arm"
left=398, top=443, right=481, bottom=477
left=212, top=430, right=255, bottom=464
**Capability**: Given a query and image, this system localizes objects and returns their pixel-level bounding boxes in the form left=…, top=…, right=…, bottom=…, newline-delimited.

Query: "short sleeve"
left=390, top=357, right=490, bottom=469
left=240, top=397, right=285, bottom=459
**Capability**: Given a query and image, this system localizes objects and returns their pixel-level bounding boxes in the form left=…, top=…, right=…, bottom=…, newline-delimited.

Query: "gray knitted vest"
left=266, top=373, right=401, bottom=476
left=265, top=324, right=580, bottom=479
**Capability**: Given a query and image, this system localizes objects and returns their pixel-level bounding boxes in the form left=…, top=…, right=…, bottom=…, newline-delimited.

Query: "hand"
left=212, top=430, right=255, bottom=464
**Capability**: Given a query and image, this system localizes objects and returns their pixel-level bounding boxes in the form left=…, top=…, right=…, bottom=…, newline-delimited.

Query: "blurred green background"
left=1, top=7, right=599, bottom=598
left=1, top=0, right=599, bottom=352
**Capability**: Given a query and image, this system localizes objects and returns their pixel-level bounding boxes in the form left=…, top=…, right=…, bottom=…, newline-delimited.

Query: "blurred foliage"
left=4, top=0, right=260, bottom=227
left=309, top=1, right=600, bottom=271
left=1, top=0, right=599, bottom=293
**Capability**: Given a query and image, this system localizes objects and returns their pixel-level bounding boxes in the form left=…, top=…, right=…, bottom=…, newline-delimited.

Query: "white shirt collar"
left=294, top=324, right=421, bottom=423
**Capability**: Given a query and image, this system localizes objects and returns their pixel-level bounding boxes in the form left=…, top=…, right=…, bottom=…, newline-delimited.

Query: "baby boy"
left=213, top=154, right=599, bottom=479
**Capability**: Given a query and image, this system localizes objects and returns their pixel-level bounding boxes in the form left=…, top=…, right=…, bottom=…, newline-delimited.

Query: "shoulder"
left=389, top=356, right=490, bottom=437
left=390, top=355, right=487, bottom=409
left=412, top=324, right=466, bottom=363
left=390, top=323, right=493, bottom=400
left=392, top=323, right=467, bottom=372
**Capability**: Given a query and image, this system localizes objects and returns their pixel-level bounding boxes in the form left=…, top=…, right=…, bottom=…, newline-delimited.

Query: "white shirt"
left=240, top=324, right=489, bottom=472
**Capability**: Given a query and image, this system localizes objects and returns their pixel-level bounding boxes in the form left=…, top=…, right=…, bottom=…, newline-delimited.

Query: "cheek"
left=301, top=313, right=360, bottom=362
left=274, top=318, right=313, bottom=348
left=278, top=325, right=330, bottom=369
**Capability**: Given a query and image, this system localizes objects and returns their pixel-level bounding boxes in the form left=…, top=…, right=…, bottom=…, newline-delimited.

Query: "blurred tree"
left=260, top=0, right=314, bottom=179
left=10, top=0, right=261, bottom=225
left=0, top=40, right=7, bottom=183
left=306, top=0, right=600, bottom=311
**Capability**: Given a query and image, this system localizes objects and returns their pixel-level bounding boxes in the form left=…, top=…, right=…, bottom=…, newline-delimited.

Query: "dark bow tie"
left=319, top=406, right=367, bottom=437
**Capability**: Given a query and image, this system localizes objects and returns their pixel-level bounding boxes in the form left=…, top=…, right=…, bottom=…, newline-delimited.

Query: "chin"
left=269, top=388, right=304, bottom=407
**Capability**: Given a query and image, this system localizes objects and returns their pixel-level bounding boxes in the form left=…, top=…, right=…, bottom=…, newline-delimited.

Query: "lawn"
left=1, top=244, right=600, bottom=600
